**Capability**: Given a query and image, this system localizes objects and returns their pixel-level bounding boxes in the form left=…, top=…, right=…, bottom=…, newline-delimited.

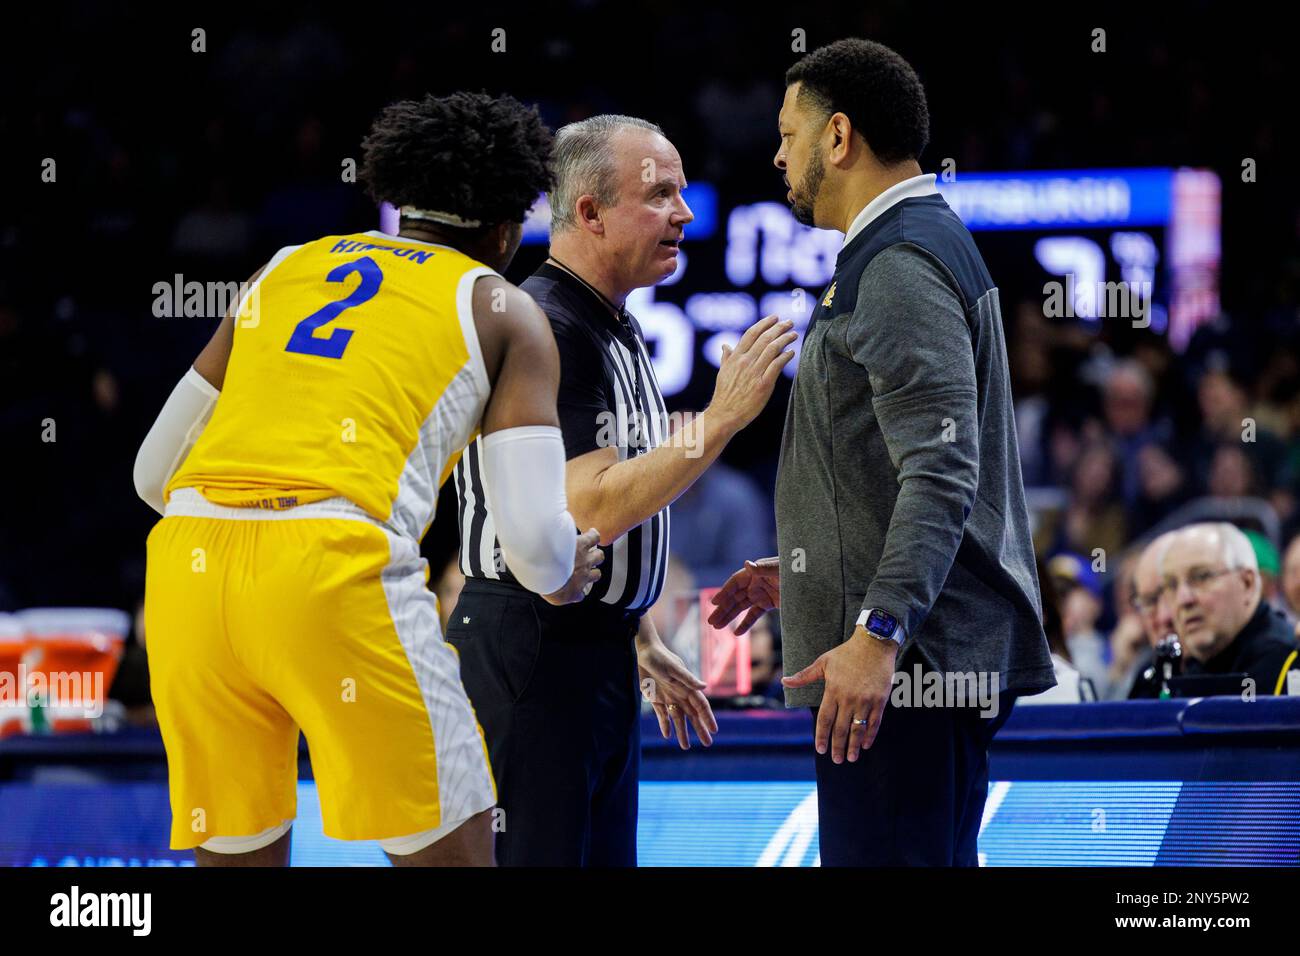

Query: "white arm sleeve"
left=133, top=367, right=220, bottom=516
left=480, top=425, right=577, bottom=595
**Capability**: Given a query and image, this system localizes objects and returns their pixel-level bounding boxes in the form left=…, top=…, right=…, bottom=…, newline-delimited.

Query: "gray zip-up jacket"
left=774, top=183, right=1056, bottom=708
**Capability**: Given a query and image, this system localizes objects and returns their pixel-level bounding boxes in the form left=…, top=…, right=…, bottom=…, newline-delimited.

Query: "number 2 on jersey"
left=285, top=256, right=384, bottom=359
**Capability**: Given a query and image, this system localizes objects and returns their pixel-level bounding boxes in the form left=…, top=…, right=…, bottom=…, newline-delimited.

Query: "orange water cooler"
left=13, top=607, right=130, bottom=734
left=0, top=613, right=27, bottom=737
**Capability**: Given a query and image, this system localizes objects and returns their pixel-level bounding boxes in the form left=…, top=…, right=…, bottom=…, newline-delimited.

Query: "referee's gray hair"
left=548, top=114, right=665, bottom=233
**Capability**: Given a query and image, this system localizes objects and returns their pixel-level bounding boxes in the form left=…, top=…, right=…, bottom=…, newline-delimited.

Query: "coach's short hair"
left=548, top=114, right=664, bottom=233
left=359, top=91, right=553, bottom=228
left=784, top=38, right=930, bottom=165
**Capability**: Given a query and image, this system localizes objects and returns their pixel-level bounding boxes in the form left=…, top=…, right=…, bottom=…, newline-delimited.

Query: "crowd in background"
left=2, top=4, right=1299, bottom=715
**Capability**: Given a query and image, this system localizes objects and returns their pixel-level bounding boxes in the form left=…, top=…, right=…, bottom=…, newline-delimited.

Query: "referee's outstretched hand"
left=542, top=528, right=604, bottom=606
left=709, top=315, right=798, bottom=431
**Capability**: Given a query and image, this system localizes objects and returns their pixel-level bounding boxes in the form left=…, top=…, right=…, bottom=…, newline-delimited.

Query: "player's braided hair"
left=785, top=38, right=929, bottom=165
left=359, top=91, right=554, bottom=227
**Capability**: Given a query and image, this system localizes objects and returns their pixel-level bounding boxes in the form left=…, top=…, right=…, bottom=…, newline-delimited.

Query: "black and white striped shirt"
left=454, top=262, right=670, bottom=612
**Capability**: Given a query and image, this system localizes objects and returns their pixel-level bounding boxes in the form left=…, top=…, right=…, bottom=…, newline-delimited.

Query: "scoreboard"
left=381, top=166, right=1221, bottom=406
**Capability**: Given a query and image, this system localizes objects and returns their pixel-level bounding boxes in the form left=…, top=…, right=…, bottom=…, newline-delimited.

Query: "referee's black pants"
left=812, top=650, right=1017, bottom=866
left=446, top=578, right=641, bottom=867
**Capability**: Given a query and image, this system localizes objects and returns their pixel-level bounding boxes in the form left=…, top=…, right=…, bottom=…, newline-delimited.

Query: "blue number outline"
left=285, top=256, right=383, bottom=359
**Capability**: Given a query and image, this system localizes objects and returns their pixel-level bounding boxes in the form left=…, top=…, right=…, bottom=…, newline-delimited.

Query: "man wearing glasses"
left=1115, top=531, right=1179, bottom=698
left=1156, top=522, right=1299, bottom=697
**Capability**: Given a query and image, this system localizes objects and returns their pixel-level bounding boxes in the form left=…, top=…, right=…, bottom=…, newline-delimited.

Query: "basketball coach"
left=711, top=39, right=1057, bottom=866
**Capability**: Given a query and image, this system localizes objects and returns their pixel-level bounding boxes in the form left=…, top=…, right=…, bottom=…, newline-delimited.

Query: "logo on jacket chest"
left=821, top=281, right=837, bottom=309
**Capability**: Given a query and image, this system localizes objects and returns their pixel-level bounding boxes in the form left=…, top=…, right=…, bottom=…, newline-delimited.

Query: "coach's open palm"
left=784, top=627, right=897, bottom=764
left=542, top=528, right=604, bottom=606
left=708, top=556, right=780, bottom=634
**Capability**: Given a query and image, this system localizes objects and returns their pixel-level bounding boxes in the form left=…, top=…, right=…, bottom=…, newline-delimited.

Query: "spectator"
left=170, top=176, right=253, bottom=261
left=1160, top=523, right=1299, bottom=696
left=1243, top=529, right=1283, bottom=606
left=1009, top=304, right=1054, bottom=485
left=1283, top=533, right=1300, bottom=618
left=1207, top=444, right=1259, bottom=498
left=1114, top=531, right=1179, bottom=699
left=1131, top=443, right=1191, bottom=537
left=1187, top=368, right=1287, bottom=495
left=1271, top=379, right=1300, bottom=536
left=1035, top=441, right=1128, bottom=560
left=1021, top=556, right=1086, bottom=704
left=1045, top=552, right=1110, bottom=697
left=1102, top=359, right=1171, bottom=507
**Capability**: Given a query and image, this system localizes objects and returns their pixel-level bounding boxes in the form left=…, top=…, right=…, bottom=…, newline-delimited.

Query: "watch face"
left=866, top=608, right=898, bottom=637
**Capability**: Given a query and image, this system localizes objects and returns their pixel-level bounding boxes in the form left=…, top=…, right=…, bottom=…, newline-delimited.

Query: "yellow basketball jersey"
left=167, top=230, right=495, bottom=540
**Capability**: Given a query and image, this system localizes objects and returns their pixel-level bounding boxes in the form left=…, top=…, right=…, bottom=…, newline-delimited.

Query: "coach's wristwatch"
left=856, top=607, right=904, bottom=646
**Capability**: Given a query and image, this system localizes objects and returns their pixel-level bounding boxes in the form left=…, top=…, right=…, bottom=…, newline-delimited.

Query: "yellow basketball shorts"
left=144, top=488, right=495, bottom=851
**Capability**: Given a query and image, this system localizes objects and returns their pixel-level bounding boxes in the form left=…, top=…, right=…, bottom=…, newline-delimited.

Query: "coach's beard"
left=788, top=151, right=825, bottom=227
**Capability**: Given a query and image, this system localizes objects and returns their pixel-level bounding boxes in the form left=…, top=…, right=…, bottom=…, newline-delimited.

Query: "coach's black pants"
left=446, top=578, right=641, bottom=866
left=812, top=653, right=1017, bottom=866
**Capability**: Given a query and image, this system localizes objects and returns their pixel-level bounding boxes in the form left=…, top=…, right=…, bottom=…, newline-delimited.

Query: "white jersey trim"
left=455, top=266, right=497, bottom=401
left=235, top=243, right=301, bottom=321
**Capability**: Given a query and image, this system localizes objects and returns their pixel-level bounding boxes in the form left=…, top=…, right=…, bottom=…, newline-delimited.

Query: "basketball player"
left=133, top=92, right=602, bottom=866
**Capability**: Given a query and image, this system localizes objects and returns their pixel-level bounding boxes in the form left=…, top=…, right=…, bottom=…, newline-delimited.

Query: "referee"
left=448, top=114, right=795, bottom=866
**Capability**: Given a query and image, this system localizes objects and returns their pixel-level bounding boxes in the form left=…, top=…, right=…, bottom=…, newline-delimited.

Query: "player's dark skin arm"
left=471, top=275, right=563, bottom=434
left=191, top=266, right=265, bottom=389
left=471, top=275, right=604, bottom=606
